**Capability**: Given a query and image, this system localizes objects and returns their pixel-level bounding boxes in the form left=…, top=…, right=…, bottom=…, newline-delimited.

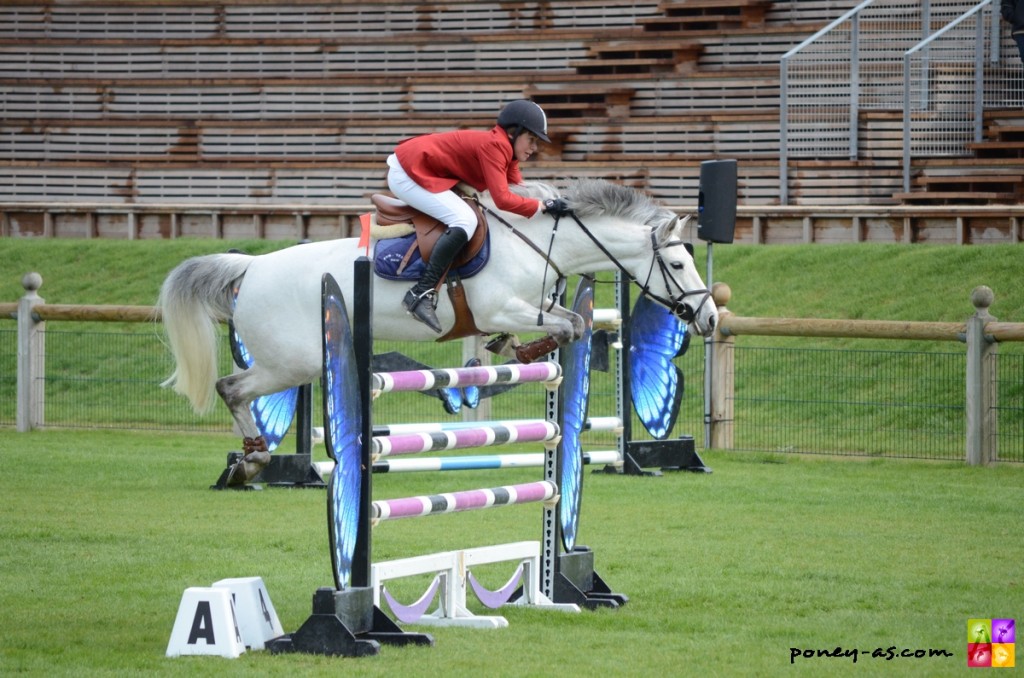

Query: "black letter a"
left=187, top=600, right=216, bottom=645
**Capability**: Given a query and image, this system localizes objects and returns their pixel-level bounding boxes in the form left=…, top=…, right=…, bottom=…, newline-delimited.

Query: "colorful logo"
left=968, top=618, right=1015, bottom=668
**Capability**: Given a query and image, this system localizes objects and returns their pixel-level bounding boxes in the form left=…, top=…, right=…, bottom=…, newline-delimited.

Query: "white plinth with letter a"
left=166, top=587, right=246, bottom=658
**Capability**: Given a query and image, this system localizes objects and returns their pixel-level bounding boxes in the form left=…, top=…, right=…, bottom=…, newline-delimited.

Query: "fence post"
left=709, top=283, right=734, bottom=449
left=965, top=286, right=997, bottom=465
left=16, top=272, right=45, bottom=432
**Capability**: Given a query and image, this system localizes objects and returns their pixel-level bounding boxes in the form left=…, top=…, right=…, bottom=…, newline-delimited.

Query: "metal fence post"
left=965, top=285, right=997, bottom=465
left=709, top=283, right=734, bottom=450
left=16, top=272, right=45, bottom=432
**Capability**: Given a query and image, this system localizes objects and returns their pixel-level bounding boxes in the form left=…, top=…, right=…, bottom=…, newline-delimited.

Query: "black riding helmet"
left=497, top=100, right=551, bottom=143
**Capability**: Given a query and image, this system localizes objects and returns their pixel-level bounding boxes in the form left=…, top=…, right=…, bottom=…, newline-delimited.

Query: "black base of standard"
left=596, top=436, right=712, bottom=476
left=266, top=587, right=433, bottom=657
left=552, top=547, right=629, bottom=610
left=211, top=451, right=326, bottom=490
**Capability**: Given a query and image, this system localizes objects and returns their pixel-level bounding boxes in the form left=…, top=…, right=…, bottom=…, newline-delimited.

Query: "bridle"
left=563, top=213, right=712, bottom=324
left=475, top=198, right=711, bottom=324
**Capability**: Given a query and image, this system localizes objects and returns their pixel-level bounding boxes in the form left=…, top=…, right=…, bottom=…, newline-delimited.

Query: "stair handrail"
left=779, top=0, right=877, bottom=204
left=901, top=0, right=1011, bottom=192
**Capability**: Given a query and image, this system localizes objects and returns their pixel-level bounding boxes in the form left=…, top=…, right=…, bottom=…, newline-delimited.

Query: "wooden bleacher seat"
left=1, top=0, right=1015, bottom=212
left=639, top=0, right=771, bottom=33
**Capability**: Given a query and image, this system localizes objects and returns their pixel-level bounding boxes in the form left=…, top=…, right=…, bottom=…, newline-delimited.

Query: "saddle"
left=370, top=193, right=488, bottom=271
left=369, top=192, right=489, bottom=342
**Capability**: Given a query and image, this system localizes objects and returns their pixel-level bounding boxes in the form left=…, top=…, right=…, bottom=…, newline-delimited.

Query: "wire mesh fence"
left=2, top=323, right=1021, bottom=463
left=732, top=345, right=965, bottom=458
left=0, top=326, right=13, bottom=425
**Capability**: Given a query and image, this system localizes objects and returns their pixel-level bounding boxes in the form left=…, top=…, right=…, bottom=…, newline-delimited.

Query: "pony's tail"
left=158, top=253, right=251, bottom=414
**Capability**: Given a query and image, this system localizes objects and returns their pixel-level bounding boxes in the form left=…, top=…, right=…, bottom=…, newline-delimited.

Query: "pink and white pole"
left=371, top=480, right=558, bottom=522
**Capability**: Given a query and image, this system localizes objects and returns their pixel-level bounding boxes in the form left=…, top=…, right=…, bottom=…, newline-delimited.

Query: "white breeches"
left=386, top=154, right=478, bottom=238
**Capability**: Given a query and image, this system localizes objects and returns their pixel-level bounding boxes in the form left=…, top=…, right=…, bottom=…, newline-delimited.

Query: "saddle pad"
left=373, top=230, right=490, bottom=281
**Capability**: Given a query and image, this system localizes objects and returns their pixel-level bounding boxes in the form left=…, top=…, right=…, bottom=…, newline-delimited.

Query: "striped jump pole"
left=372, top=361, right=561, bottom=394
left=372, top=420, right=560, bottom=457
left=370, top=416, right=621, bottom=437
left=315, top=450, right=622, bottom=476
left=370, top=480, right=558, bottom=522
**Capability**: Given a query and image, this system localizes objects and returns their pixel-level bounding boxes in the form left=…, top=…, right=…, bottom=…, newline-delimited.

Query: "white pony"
left=159, top=178, right=718, bottom=484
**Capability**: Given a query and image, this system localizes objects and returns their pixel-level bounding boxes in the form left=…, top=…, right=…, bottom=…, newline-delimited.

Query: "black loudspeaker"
left=697, top=159, right=737, bottom=244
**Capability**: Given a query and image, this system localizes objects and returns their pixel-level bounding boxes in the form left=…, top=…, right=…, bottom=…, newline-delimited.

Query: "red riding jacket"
left=394, top=125, right=541, bottom=218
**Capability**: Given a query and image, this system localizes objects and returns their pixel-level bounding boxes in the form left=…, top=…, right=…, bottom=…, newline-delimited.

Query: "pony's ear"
left=678, top=214, right=692, bottom=235
left=657, top=215, right=681, bottom=242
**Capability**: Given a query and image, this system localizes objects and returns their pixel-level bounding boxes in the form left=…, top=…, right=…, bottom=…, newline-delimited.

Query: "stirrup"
left=403, top=289, right=442, bottom=334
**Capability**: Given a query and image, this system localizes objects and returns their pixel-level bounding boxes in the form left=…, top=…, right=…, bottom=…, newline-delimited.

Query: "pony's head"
left=645, top=212, right=718, bottom=336
left=565, top=179, right=719, bottom=336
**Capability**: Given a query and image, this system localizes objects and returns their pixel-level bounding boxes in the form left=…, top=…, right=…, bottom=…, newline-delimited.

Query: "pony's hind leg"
left=215, top=370, right=271, bottom=486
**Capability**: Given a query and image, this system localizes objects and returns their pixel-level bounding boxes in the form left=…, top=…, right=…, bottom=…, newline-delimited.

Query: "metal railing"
left=902, top=0, right=1024, bottom=191
left=780, top=0, right=1021, bottom=203
left=781, top=0, right=921, bottom=203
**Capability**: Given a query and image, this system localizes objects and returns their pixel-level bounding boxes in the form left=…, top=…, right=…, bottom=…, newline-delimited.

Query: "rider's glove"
left=542, top=198, right=573, bottom=218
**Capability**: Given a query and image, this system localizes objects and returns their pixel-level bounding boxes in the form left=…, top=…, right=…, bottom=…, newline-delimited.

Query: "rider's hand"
left=543, top=198, right=573, bottom=218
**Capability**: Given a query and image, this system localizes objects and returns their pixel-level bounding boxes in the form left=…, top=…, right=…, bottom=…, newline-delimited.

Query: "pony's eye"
left=670, top=261, right=684, bottom=269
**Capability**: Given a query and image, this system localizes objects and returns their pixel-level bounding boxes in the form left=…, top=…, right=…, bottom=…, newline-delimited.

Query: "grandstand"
left=0, top=0, right=1021, bottom=243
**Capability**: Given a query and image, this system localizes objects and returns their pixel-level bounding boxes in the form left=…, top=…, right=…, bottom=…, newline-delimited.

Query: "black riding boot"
left=402, top=227, right=469, bottom=333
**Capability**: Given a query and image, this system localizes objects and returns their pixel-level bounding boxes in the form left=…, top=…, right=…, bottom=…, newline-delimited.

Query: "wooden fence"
left=709, top=283, right=1024, bottom=465
left=5, top=271, right=1024, bottom=464
left=4, top=201, right=1024, bottom=244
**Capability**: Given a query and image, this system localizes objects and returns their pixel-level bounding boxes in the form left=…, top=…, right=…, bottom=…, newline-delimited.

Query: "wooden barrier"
left=7, top=269, right=1024, bottom=465
left=709, top=282, right=1024, bottom=465
left=26, top=304, right=159, bottom=323
left=5, top=202, right=1024, bottom=244
left=720, top=315, right=964, bottom=341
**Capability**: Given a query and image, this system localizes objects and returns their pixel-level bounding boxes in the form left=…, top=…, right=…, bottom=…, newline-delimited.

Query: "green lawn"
left=0, top=429, right=1019, bottom=677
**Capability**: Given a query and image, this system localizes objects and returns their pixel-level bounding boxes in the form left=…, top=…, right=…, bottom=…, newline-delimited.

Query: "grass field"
left=1, top=428, right=1021, bottom=677
left=2, top=239, right=1023, bottom=674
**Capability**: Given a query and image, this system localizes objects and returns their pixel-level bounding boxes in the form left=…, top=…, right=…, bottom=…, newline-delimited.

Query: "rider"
left=386, top=99, right=572, bottom=333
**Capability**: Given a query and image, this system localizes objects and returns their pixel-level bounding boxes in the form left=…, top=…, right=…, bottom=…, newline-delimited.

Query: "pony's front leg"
left=545, top=303, right=586, bottom=340
left=216, top=371, right=272, bottom=487
left=486, top=299, right=577, bottom=363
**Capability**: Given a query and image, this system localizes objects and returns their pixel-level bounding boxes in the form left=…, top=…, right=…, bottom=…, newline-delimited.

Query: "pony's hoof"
left=485, top=333, right=520, bottom=359
left=225, top=451, right=271, bottom=486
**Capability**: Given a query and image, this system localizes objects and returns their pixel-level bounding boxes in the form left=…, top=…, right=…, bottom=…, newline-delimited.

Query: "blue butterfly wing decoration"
left=440, top=385, right=462, bottom=415
left=228, top=321, right=298, bottom=452
left=629, top=295, right=690, bottom=439
left=560, top=278, right=593, bottom=553
left=440, top=358, right=481, bottom=413
left=321, top=274, right=362, bottom=591
left=461, top=358, right=481, bottom=409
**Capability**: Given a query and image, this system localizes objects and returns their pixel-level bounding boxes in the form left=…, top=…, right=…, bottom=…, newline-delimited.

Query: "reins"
left=476, top=196, right=710, bottom=326
left=475, top=199, right=567, bottom=318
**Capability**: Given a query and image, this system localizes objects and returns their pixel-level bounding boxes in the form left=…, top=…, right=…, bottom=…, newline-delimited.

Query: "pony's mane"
left=510, top=178, right=677, bottom=230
